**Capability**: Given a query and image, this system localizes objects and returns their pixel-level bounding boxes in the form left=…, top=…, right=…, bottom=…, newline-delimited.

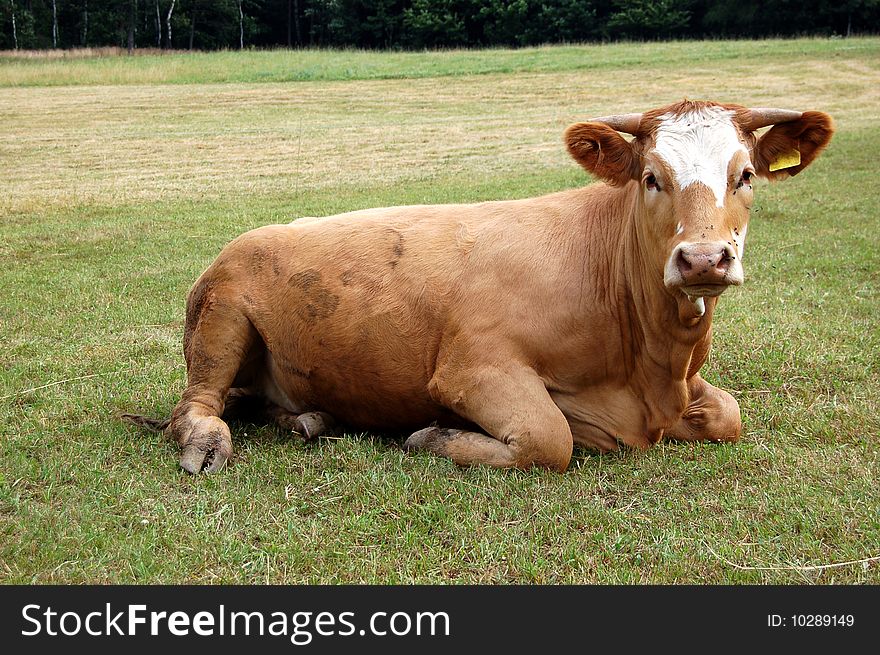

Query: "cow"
left=125, top=100, right=834, bottom=474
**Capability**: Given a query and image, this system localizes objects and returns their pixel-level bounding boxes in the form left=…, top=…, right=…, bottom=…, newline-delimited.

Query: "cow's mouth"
left=681, top=283, right=729, bottom=298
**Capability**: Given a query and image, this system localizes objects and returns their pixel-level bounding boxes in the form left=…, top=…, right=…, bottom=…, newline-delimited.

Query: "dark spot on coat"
left=289, top=269, right=339, bottom=321
left=289, top=269, right=320, bottom=291
left=387, top=228, right=405, bottom=268
left=249, top=247, right=282, bottom=278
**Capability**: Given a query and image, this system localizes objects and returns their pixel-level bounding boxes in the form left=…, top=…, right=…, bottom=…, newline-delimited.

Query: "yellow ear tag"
left=769, top=149, right=801, bottom=172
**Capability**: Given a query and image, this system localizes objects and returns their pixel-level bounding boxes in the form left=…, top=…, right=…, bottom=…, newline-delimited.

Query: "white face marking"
left=675, top=222, right=684, bottom=235
left=653, top=107, right=747, bottom=208
left=734, top=224, right=748, bottom=258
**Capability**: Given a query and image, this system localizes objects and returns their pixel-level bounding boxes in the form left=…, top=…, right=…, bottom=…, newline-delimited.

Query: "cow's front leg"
left=404, top=360, right=573, bottom=471
left=666, top=374, right=741, bottom=443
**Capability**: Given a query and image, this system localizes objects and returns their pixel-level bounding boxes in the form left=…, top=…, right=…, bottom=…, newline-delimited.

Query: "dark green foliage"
left=607, top=0, right=692, bottom=40
left=1, top=0, right=878, bottom=51
left=536, top=1, right=599, bottom=43
left=401, top=0, right=466, bottom=49
left=326, top=0, right=405, bottom=49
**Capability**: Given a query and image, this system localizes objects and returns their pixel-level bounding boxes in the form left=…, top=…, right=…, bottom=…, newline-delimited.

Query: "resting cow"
left=126, top=100, right=833, bottom=473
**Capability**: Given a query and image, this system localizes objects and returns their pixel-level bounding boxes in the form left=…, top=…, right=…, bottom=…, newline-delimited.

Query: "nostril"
left=676, top=249, right=693, bottom=274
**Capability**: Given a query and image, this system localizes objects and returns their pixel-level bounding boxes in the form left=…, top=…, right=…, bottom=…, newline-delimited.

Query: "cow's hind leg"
left=265, top=406, right=339, bottom=441
left=224, top=389, right=338, bottom=442
left=169, top=286, right=258, bottom=474
left=405, top=360, right=573, bottom=471
left=666, top=374, right=741, bottom=443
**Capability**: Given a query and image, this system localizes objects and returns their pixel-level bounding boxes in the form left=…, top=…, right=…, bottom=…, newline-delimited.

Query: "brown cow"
left=128, top=100, right=833, bottom=473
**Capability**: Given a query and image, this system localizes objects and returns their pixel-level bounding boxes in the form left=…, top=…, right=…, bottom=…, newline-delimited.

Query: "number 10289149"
left=768, top=614, right=855, bottom=628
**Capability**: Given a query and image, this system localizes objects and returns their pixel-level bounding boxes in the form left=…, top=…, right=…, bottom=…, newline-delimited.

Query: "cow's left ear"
left=565, top=122, right=640, bottom=186
left=753, top=111, right=834, bottom=181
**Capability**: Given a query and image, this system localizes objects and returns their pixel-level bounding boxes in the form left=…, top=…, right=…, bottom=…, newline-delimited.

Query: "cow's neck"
left=614, top=183, right=714, bottom=383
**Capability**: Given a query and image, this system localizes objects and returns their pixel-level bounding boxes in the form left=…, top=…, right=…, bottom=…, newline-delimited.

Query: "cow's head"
left=565, top=100, right=834, bottom=317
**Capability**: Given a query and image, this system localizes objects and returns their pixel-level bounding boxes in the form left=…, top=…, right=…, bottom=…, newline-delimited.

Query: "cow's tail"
left=120, top=413, right=171, bottom=432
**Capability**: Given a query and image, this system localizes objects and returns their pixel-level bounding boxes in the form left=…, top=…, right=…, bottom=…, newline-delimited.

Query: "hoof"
left=179, top=441, right=230, bottom=474
left=178, top=419, right=232, bottom=474
left=404, top=427, right=459, bottom=453
left=293, top=411, right=338, bottom=441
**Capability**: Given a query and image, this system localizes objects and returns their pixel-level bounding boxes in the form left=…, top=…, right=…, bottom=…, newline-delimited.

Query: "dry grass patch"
left=2, top=46, right=879, bottom=215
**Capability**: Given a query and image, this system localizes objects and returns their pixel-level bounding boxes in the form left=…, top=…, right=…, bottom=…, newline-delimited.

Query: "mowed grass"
left=1, top=38, right=879, bottom=584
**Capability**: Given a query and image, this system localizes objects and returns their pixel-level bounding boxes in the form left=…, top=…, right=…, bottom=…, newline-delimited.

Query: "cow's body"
left=152, top=100, right=833, bottom=473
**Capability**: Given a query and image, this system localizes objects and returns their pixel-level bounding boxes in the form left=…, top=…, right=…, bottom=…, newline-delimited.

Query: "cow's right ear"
left=565, top=122, right=640, bottom=186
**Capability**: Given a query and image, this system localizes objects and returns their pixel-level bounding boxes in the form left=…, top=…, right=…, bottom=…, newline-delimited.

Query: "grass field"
left=1, top=38, right=879, bottom=584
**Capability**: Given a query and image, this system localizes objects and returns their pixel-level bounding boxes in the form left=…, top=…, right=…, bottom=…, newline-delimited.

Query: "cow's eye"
left=645, top=173, right=660, bottom=191
left=735, top=170, right=754, bottom=190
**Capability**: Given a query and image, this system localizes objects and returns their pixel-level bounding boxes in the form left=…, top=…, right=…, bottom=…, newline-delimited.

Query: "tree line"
left=1, top=1, right=878, bottom=52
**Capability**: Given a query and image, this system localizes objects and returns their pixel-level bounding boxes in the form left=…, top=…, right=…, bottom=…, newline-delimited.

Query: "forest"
left=1, top=0, right=878, bottom=52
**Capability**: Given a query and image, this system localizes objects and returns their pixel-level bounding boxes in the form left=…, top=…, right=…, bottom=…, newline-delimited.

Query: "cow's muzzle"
left=664, top=241, right=743, bottom=297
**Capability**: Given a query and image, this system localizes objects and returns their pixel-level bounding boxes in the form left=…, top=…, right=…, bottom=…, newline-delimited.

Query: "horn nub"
left=589, top=113, right=644, bottom=135
left=742, top=108, right=803, bottom=131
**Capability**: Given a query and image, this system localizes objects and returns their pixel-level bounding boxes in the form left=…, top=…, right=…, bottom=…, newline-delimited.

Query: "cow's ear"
left=565, top=122, right=640, bottom=186
left=753, top=111, right=834, bottom=181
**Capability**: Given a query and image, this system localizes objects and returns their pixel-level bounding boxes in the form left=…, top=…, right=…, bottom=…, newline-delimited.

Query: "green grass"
left=0, top=37, right=876, bottom=86
left=1, top=39, right=879, bottom=584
